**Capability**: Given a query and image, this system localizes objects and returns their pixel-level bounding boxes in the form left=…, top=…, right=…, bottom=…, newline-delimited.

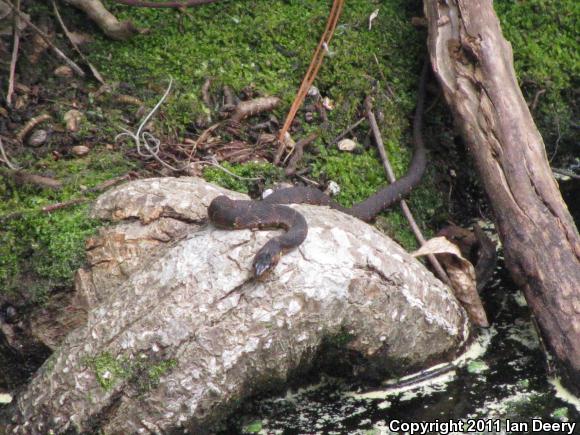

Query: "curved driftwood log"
left=6, top=177, right=469, bottom=433
left=424, top=0, right=580, bottom=392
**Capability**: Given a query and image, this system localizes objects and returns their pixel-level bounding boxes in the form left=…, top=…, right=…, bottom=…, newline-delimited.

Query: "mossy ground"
left=0, top=151, right=134, bottom=302
left=1, top=0, right=576, bottom=300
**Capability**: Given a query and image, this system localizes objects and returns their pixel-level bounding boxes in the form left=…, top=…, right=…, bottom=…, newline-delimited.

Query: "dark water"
left=231, top=261, right=579, bottom=434
left=226, top=166, right=580, bottom=435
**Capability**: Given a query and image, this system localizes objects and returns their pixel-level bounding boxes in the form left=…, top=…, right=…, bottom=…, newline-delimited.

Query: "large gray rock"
left=7, top=177, right=469, bottom=434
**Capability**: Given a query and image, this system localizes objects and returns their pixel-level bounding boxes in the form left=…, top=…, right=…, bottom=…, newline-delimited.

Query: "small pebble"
left=262, top=188, right=274, bottom=199
left=27, top=129, right=48, bottom=147
left=71, top=145, right=90, bottom=156
left=304, top=112, right=314, bottom=122
left=337, top=138, right=357, bottom=152
left=326, top=181, right=341, bottom=196
left=4, top=305, right=17, bottom=323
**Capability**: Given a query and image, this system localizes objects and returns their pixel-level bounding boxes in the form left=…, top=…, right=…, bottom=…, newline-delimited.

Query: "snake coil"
left=209, top=62, right=429, bottom=277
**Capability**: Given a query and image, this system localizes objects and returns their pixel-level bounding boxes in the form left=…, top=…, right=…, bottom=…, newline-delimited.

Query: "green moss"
left=0, top=151, right=134, bottom=299
left=552, top=407, right=569, bottom=420
left=328, top=330, right=356, bottom=347
left=203, top=162, right=282, bottom=194
left=90, top=1, right=423, bottom=132
left=466, top=360, right=489, bottom=374
left=242, top=420, right=263, bottom=434
left=85, top=352, right=178, bottom=392
left=87, top=352, right=132, bottom=391
left=138, top=358, right=178, bottom=392
left=503, top=392, right=549, bottom=418
left=311, top=145, right=444, bottom=250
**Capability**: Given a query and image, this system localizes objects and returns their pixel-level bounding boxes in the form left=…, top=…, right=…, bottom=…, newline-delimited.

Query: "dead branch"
left=111, top=0, right=221, bottom=8
left=223, top=85, right=236, bottom=107
left=51, top=0, right=105, bottom=84
left=552, top=167, right=580, bottom=180
left=275, top=0, right=345, bottom=161
left=1, top=167, right=63, bottom=189
left=364, top=94, right=451, bottom=288
left=6, top=0, right=20, bottom=107
left=425, top=0, right=580, bottom=392
left=64, top=0, right=139, bottom=41
left=230, top=96, right=280, bottom=124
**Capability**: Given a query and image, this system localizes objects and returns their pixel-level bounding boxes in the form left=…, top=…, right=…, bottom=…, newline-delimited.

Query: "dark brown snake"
left=208, top=63, right=428, bottom=277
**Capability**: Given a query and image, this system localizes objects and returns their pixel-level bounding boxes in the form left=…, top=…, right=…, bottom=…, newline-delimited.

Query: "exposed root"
left=16, top=113, right=52, bottom=143
left=64, top=0, right=139, bottom=41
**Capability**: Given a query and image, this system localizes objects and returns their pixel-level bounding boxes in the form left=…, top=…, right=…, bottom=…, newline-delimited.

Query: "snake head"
left=252, top=244, right=281, bottom=278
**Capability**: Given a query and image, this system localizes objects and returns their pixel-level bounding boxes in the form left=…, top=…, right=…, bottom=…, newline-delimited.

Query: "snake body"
left=208, top=63, right=428, bottom=277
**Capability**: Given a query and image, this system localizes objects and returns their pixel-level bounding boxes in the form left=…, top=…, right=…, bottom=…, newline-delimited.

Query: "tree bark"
left=5, top=177, right=469, bottom=433
left=424, top=0, right=580, bottom=392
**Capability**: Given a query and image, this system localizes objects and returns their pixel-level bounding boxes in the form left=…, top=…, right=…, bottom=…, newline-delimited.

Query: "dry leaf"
left=413, top=237, right=489, bottom=327
left=322, top=97, right=334, bottom=110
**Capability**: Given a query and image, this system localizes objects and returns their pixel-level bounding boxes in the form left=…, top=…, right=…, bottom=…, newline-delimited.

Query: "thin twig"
left=530, top=88, right=545, bottom=112
left=42, top=198, right=86, bottom=213
left=327, top=117, right=365, bottom=147
left=0, top=138, right=19, bottom=170
left=275, top=0, right=345, bottom=162
left=549, top=115, right=561, bottom=163
left=372, top=53, right=395, bottom=100
left=365, top=96, right=451, bottom=287
left=6, top=0, right=20, bottom=107
left=191, top=156, right=262, bottom=181
left=5, top=0, right=85, bottom=77
left=51, top=0, right=105, bottom=84
left=552, top=167, right=580, bottom=180
left=87, top=172, right=136, bottom=193
left=111, top=0, right=220, bottom=8
left=201, top=77, right=213, bottom=109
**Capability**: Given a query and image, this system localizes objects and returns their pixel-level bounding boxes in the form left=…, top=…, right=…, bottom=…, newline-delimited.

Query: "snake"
left=208, top=63, right=428, bottom=277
